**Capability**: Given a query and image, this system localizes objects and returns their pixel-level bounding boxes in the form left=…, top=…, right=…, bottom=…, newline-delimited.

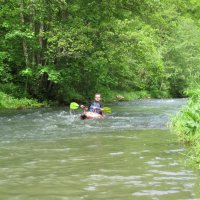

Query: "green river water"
left=0, top=99, right=200, bottom=200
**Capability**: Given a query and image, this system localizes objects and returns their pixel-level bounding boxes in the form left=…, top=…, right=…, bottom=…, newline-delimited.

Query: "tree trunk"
left=36, top=21, right=44, bottom=65
left=20, top=1, right=30, bottom=96
left=20, top=1, right=29, bottom=68
left=30, top=0, right=36, bottom=66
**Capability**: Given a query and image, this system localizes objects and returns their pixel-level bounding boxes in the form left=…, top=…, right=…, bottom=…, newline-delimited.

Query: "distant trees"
left=0, top=0, right=200, bottom=103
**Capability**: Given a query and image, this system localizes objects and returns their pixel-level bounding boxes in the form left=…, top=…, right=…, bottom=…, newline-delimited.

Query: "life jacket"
left=89, top=101, right=102, bottom=114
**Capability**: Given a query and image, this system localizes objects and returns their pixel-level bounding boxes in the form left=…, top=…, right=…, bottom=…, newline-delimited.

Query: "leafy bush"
left=171, top=87, right=200, bottom=167
left=99, top=90, right=151, bottom=103
left=0, top=92, right=43, bottom=109
left=0, top=83, right=24, bottom=98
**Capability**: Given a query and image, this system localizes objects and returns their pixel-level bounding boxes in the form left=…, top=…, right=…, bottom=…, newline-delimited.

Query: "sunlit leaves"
left=1, top=0, right=200, bottom=102
left=39, top=65, right=61, bottom=84
left=20, top=67, right=33, bottom=77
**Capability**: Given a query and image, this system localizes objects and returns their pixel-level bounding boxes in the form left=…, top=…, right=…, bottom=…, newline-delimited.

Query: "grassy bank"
left=171, top=87, right=200, bottom=168
left=0, top=88, right=172, bottom=109
left=0, top=92, right=44, bottom=109
left=101, top=90, right=171, bottom=103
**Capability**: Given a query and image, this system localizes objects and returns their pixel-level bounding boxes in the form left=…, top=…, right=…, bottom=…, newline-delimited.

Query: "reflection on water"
left=1, top=98, right=200, bottom=199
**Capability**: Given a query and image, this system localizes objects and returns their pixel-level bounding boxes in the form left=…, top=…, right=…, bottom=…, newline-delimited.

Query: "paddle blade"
left=70, top=102, right=79, bottom=109
left=102, top=107, right=112, bottom=113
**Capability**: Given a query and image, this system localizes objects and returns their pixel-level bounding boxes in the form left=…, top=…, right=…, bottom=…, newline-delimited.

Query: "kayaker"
left=80, top=93, right=103, bottom=115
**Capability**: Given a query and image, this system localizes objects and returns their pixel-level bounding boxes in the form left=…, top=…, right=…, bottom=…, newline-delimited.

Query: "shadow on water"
left=1, top=98, right=200, bottom=199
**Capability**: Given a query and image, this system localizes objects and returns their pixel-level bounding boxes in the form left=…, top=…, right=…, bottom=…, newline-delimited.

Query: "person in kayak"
left=80, top=93, right=104, bottom=119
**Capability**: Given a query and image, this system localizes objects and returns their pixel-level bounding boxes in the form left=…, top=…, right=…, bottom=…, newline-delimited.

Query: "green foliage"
left=100, top=90, right=151, bottom=103
left=164, top=18, right=200, bottom=96
left=20, top=68, right=33, bottom=77
left=0, top=92, right=43, bottom=109
left=171, top=87, right=200, bottom=167
left=0, top=83, right=23, bottom=98
left=0, top=52, right=12, bottom=82
left=185, top=83, right=200, bottom=103
left=39, top=65, right=61, bottom=84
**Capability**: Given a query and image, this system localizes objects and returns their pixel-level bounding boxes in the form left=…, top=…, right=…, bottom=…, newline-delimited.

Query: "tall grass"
left=0, top=92, right=43, bottom=109
left=171, top=86, right=200, bottom=167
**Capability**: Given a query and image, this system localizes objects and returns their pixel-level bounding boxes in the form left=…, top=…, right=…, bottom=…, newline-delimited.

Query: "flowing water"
left=0, top=99, right=200, bottom=200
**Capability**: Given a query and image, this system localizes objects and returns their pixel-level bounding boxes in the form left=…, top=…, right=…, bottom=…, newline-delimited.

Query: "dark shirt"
left=88, top=101, right=103, bottom=115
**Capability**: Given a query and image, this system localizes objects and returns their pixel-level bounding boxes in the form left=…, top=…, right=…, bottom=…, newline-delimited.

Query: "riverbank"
left=171, top=87, right=200, bottom=168
left=0, top=92, right=44, bottom=109
left=101, top=89, right=171, bottom=102
left=0, top=89, right=171, bottom=109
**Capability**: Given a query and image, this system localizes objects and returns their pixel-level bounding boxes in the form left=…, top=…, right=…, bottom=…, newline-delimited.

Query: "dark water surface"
left=0, top=99, right=200, bottom=200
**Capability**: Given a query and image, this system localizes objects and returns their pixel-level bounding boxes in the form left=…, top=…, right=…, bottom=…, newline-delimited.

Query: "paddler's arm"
left=99, top=107, right=105, bottom=117
left=80, top=105, right=88, bottom=114
left=99, top=103, right=104, bottom=115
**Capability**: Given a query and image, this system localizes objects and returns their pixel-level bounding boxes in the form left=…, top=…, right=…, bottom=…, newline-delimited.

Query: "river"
left=0, top=99, right=200, bottom=200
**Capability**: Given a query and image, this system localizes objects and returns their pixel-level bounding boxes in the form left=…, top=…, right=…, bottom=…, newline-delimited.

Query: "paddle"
left=70, top=102, right=79, bottom=110
left=70, top=102, right=112, bottom=113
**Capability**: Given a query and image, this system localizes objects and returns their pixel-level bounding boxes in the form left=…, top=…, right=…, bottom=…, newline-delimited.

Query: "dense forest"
left=1, top=0, right=200, bottom=106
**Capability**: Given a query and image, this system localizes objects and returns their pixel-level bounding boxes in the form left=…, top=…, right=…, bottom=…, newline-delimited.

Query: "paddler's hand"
left=93, top=107, right=103, bottom=111
left=80, top=105, right=88, bottom=111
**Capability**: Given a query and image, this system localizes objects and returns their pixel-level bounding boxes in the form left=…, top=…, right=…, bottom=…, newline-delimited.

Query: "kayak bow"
left=81, top=112, right=105, bottom=120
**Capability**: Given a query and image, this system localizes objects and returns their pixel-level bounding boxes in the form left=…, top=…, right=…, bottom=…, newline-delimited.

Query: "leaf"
left=20, top=68, right=33, bottom=76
